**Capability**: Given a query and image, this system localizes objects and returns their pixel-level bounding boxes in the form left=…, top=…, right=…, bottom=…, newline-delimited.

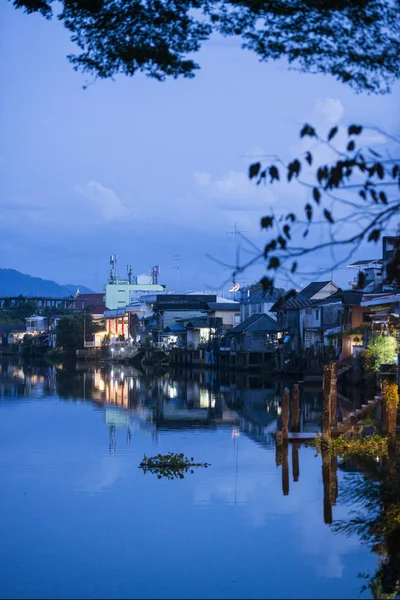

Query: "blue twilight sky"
left=1, top=2, right=399, bottom=293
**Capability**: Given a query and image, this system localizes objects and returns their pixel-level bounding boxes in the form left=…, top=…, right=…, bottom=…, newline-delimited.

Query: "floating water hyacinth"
left=139, top=452, right=210, bottom=480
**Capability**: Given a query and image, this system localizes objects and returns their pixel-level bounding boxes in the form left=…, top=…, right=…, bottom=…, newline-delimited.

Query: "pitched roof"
left=301, top=281, right=334, bottom=298
left=184, top=316, right=222, bottom=328
left=0, top=325, right=26, bottom=334
left=228, top=313, right=278, bottom=334
left=271, top=292, right=314, bottom=311
left=316, top=290, right=364, bottom=306
left=242, top=286, right=284, bottom=305
left=348, top=259, right=382, bottom=268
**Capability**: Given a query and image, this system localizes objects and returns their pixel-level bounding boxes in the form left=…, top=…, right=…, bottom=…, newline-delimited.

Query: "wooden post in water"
left=291, top=384, right=300, bottom=433
left=331, top=456, right=338, bottom=505
left=322, top=363, right=332, bottom=440
left=322, top=442, right=333, bottom=524
left=292, top=443, right=300, bottom=482
left=282, top=388, right=290, bottom=440
left=282, top=441, right=289, bottom=496
left=330, top=361, right=338, bottom=427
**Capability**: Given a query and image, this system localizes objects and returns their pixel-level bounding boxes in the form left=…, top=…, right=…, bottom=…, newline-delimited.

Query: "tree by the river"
left=10, top=0, right=400, bottom=93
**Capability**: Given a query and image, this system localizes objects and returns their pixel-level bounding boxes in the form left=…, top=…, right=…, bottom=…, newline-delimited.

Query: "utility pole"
left=226, top=223, right=246, bottom=301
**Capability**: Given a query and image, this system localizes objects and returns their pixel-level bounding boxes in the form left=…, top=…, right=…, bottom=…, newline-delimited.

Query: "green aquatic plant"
left=312, top=434, right=392, bottom=459
left=139, top=452, right=210, bottom=480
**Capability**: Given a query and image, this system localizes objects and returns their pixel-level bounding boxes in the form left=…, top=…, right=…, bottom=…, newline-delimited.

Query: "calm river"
left=0, top=360, right=388, bottom=599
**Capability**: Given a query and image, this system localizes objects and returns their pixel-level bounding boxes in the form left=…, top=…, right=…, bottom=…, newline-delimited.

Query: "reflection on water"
left=0, top=359, right=396, bottom=599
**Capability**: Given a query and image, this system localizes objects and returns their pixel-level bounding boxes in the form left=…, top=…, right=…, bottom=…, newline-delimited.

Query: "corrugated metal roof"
left=317, top=290, right=364, bottom=306
left=271, top=292, right=314, bottom=311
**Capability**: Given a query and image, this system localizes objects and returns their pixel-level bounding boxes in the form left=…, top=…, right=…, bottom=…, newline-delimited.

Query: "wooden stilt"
left=291, top=384, right=300, bottom=433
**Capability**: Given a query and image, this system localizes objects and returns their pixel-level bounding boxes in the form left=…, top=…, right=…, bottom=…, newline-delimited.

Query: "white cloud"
left=315, top=98, right=345, bottom=125
left=193, top=169, right=275, bottom=212
left=75, top=180, right=131, bottom=222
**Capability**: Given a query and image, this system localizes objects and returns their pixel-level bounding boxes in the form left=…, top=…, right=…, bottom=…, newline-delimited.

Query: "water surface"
left=0, top=361, right=380, bottom=599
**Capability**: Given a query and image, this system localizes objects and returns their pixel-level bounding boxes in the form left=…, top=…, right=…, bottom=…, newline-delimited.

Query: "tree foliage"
left=364, top=335, right=397, bottom=372
left=10, top=0, right=400, bottom=93
left=55, top=313, right=95, bottom=353
left=246, top=124, right=400, bottom=302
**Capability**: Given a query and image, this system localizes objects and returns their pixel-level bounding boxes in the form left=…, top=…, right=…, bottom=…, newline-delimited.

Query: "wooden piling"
left=282, top=441, right=289, bottom=496
left=282, top=388, right=290, bottom=440
left=291, top=384, right=300, bottom=433
left=330, top=361, right=338, bottom=427
left=292, top=443, right=300, bottom=482
left=322, top=443, right=333, bottom=524
left=322, top=364, right=331, bottom=440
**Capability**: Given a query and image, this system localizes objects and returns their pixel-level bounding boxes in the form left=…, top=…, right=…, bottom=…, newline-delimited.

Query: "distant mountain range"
left=0, top=269, right=94, bottom=297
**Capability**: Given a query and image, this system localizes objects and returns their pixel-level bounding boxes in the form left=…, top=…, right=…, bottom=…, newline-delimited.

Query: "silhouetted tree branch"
left=9, top=0, right=400, bottom=92
left=245, top=123, right=400, bottom=301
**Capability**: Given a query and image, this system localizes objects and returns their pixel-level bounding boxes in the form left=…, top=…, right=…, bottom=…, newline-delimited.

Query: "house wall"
left=322, top=302, right=342, bottom=327
left=104, top=282, right=166, bottom=310
left=212, top=309, right=240, bottom=327
left=241, top=301, right=276, bottom=322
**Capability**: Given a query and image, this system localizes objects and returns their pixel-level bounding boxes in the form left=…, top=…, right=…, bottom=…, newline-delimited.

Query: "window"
left=305, top=309, right=312, bottom=315
left=315, top=309, right=320, bottom=320
left=234, top=313, right=240, bottom=324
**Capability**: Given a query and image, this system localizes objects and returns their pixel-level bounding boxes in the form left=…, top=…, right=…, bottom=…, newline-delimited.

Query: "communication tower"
left=109, top=254, right=118, bottom=284
left=151, top=265, right=160, bottom=285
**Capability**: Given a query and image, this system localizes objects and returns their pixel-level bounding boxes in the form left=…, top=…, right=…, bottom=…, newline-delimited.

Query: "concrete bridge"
left=0, top=296, right=76, bottom=309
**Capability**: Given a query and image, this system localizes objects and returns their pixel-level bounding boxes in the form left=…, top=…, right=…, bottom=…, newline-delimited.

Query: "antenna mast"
left=109, top=254, right=118, bottom=284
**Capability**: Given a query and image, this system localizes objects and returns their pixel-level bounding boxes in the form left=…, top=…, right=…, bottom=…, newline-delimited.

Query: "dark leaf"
left=392, top=165, right=399, bottom=179
left=269, top=165, right=280, bottom=182
left=305, top=203, right=312, bottom=222
left=261, top=215, right=274, bottom=229
left=368, top=229, right=381, bottom=242
left=264, top=240, right=277, bottom=257
left=283, top=224, right=291, bottom=239
left=260, top=276, right=274, bottom=291
left=284, top=289, right=297, bottom=302
left=300, top=124, right=316, bottom=138
left=317, top=166, right=328, bottom=183
left=277, top=235, right=287, bottom=249
left=285, top=213, right=296, bottom=222
left=347, top=140, right=355, bottom=152
left=291, top=261, right=298, bottom=274
left=305, top=151, right=313, bottom=166
left=256, top=169, right=267, bottom=185
left=249, top=162, right=261, bottom=179
left=313, top=187, right=321, bottom=204
left=376, top=163, right=384, bottom=179
left=370, top=189, right=378, bottom=203
left=359, top=190, right=367, bottom=200
left=328, top=126, right=338, bottom=141
left=267, top=256, right=280, bottom=270
left=324, top=209, right=334, bottom=224
left=287, top=159, right=301, bottom=182
left=303, top=228, right=309, bottom=238
left=348, top=125, right=362, bottom=136
left=379, top=191, right=388, bottom=205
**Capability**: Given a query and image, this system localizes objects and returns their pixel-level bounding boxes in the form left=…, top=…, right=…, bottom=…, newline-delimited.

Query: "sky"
left=1, top=2, right=399, bottom=293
